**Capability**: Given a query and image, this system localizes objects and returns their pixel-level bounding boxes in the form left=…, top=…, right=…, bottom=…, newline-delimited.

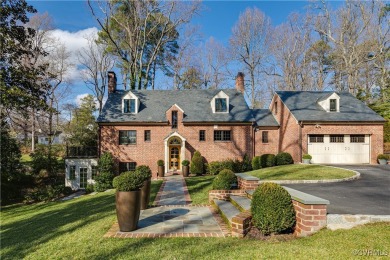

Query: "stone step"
left=230, top=195, right=251, bottom=212
left=245, top=190, right=254, bottom=199
left=213, top=199, right=241, bottom=224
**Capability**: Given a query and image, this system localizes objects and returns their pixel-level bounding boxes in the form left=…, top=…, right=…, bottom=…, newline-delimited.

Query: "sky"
left=26, top=0, right=330, bottom=106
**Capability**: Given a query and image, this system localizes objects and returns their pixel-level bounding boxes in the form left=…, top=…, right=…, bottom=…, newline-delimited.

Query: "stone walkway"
left=104, top=174, right=228, bottom=238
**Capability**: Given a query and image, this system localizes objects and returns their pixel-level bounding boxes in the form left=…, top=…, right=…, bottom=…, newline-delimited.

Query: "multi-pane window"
left=199, top=130, right=205, bottom=141
left=119, top=130, right=137, bottom=145
left=69, top=166, right=76, bottom=180
left=330, top=99, right=337, bottom=111
left=262, top=131, right=269, bottom=143
left=215, top=98, right=227, bottom=112
left=91, top=166, right=98, bottom=180
left=309, top=135, right=324, bottom=143
left=124, top=99, right=136, bottom=113
left=350, top=135, right=365, bottom=143
left=172, top=111, right=178, bottom=128
left=79, top=167, right=88, bottom=189
left=214, top=130, right=231, bottom=141
left=330, top=135, right=344, bottom=143
left=119, top=162, right=137, bottom=173
left=144, top=130, right=151, bottom=142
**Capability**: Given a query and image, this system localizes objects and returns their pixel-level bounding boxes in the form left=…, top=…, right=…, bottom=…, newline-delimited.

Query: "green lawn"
left=1, top=185, right=389, bottom=259
left=185, top=175, right=215, bottom=205
left=246, top=164, right=355, bottom=180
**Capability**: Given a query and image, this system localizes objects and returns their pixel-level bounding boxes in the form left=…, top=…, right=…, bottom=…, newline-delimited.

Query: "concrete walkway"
left=105, top=175, right=228, bottom=238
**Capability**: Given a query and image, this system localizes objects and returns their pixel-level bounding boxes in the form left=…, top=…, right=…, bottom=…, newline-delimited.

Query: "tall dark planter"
left=140, top=177, right=151, bottom=210
left=158, top=165, right=164, bottom=177
left=182, top=166, right=189, bottom=177
left=116, top=190, right=141, bottom=232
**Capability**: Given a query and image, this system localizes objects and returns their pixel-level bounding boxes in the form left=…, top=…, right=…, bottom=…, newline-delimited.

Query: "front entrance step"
left=246, top=190, right=254, bottom=199
left=230, top=195, right=251, bottom=212
left=213, top=199, right=241, bottom=224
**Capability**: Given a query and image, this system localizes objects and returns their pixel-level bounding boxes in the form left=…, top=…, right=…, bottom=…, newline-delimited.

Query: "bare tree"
left=229, top=7, right=272, bottom=108
left=315, top=0, right=386, bottom=94
left=78, top=34, right=115, bottom=113
left=88, top=0, right=201, bottom=90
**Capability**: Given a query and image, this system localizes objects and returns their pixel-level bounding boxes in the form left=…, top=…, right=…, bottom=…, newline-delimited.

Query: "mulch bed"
left=245, top=227, right=295, bottom=241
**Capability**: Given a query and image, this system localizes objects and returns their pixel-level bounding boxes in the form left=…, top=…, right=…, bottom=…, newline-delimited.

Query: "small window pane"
left=330, top=99, right=337, bottom=111
left=262, top=131, right=268, bottom=143
left=144, top=130, right=151, bottom=142
left=214, top=130, right=231, bottom=141
left=130, top=99, right=136, bottom=113
left=91, top=166, right=98, bottom=180
left=172, top=111, right=178, bottom=128
left=330, top=135, right=344, bottom=143
left=199, top=130, right=205, bottom=141
left=350, top=135, right=364, bottom=143
left=69, top=166, right=76, bottom=180
left=309, top=135, right=324, bottom=143
left=124, top=99, right=136, bottom=113
left=215, top=98, right=227, bottom=112
left=119, top=162, right=136, bottom=173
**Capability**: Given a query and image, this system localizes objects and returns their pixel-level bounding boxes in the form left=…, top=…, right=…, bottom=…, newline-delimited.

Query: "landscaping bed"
left=245, top=164, right=355, bottom=180
left=1, top=189, right=389, bottom=259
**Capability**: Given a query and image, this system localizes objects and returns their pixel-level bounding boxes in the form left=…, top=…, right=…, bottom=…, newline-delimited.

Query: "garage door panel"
left=308, top=135, right=369, bottom=164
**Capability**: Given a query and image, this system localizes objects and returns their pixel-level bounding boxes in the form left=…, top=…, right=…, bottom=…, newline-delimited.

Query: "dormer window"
left=124, top=99, right=136, bottom=113
left=211, top=91, right=229, bottom=113
left=122, top=91, right=140, bottom=114
left=215, top=98, right=227, bottom=112
left=330, top=99, right=337, bottom=112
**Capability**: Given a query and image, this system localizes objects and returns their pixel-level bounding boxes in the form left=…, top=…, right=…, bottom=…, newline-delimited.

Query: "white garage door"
left=308, top=134, right=370, bottom=164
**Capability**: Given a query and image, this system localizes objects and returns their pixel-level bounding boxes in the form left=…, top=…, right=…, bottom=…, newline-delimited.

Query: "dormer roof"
left=274, top=91, right=385, bottom=122
left=98, top=89, right=254, bottom=123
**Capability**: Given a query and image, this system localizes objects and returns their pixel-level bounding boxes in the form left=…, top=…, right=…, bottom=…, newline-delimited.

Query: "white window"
left=215, top=98, right=227, bottom=112
left=211, top=90, right=229, bottom=113
left=123, top=99, right=136, bottom=113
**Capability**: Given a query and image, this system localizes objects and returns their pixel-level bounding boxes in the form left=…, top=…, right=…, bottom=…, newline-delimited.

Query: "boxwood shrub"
left=135, top=165, right=152, bottom=180
left=260, top=154, right=275, bottom=168
left=112, top=171, right=145, bottom=191
left=252, top=156, right=261, bottom=170
left=212, top=169, right=237, bottom=190
left=251, top=182, right=296, bottom=235
left=275, top=152, right=293, bottom=166
left=190, top=151, right=204, bottom=175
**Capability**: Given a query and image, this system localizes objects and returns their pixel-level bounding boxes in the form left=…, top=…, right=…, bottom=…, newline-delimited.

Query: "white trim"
left=166, top=104, right=184, bottom=113
left=164, top=132, right=186, bottom=172
left=318, top=92, right=340, bottom=112
left=211, top=90, right=229, bottom=113
left=122, top=91, right=140, bottom=114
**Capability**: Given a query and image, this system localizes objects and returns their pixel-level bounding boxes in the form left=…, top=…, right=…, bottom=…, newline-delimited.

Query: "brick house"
left=64, top=72, right=384, bottom=189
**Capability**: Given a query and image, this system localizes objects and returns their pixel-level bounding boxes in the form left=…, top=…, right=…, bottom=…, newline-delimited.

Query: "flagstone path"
left=104, top=174, right=229, bottom=238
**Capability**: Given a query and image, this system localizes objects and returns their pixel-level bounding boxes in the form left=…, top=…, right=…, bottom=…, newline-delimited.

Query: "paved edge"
left=260, top=166, right=360, bottom=184
left=327, top=214, right=390, bottom=230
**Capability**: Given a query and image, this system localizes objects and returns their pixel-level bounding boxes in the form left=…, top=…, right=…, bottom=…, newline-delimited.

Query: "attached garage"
left=308, top=134, right=370, bottom=164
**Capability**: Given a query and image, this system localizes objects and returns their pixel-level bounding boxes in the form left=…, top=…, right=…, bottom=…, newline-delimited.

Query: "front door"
left=79, top=167, right=88, bottom=189
left=169, top=146, right=181, bottom=170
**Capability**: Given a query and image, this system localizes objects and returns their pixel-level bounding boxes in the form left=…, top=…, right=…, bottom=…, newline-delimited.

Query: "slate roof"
left=251, top=109, right=279, bottom=127
left=275, top=91, right=385, bottom=122
left=97, top=89, right=255, bottom=123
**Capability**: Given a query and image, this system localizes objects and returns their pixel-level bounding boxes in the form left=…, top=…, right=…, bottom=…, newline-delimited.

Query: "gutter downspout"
left=299, top=121, right=303, bottom=163
left=252, top=122, right=256, bottom=158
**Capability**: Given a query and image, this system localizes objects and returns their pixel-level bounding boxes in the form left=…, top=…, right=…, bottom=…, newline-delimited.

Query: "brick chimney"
left=108, top=71, right=117, bottom=94
left=235, top=72, right=245, bottom=93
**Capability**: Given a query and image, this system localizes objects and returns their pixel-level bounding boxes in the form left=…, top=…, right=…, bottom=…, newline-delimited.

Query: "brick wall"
left=100, top=108, right=253, bottom=177
left=292, top=200, right=327, bottom=237
left=254, top=127, right=279, bottom=156
left=237, top=178, right=259, bottom=190
left=208, top=190, right=247, bottom=203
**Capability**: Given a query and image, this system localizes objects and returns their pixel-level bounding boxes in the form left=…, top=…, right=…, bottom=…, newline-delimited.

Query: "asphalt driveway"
left=284, top=165, right=390, bottom=215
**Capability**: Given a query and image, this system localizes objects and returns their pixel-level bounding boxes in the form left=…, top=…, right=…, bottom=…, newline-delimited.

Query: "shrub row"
left=251, top=152, right=293, bottom=170
left=207, top=154, right=252, bottom=175
left=212, top=169, right=237, bottom=190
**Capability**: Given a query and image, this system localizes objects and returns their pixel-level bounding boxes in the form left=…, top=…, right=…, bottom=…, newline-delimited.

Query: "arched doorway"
left=168, top=137, right=181, bottom=171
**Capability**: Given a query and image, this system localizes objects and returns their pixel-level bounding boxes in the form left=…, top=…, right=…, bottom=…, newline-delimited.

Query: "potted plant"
left=136, top=165, right=152, bottom=210
left=377, top=154, right=389, bottom=165
left=302, top=154, right=312, bottom=164
left=157, top=160, right=164, bottom=177
left=182, top=160, right=190, bottom=177
left=112, top=171, right=145, bottom=232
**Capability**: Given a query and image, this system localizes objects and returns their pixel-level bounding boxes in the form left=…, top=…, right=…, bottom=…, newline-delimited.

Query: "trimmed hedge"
left=212, top=169, right=237, bottom=190
left=135, top=165, right=152, bottom=180
left=207, top=156, right=253, bottom=175
left=94, top=171, right=114, bottom=192
left=251, top=182, right=296, bottom=235
left=275, top=152, right=293, bottom=166
left=112, top=171, right=145, bottom=191
left=252, top=156, right=261, bottom=170
left=260, top=154, right=276, bottom=168
left=190, top=151, right=204, bottom=175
